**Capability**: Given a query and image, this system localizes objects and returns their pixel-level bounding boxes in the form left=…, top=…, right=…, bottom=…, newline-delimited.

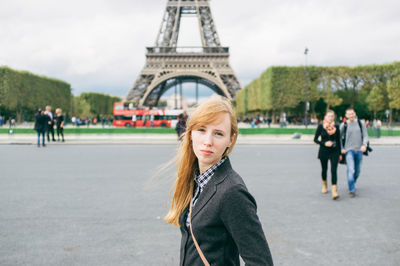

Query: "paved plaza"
left=0, top=144, right=399, bottom=266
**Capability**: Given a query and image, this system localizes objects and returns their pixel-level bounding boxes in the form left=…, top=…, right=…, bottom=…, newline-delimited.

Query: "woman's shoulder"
left=218, top=170, right=257, bottom=212
left=219, top=169, right=251, bottom=198
left=216, top=159, right=249, bottom=193
left=222, top=167, right=246, bottom=186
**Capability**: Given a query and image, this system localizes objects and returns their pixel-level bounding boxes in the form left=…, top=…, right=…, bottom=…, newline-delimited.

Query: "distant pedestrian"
left=267, top=117, right=272, bottom=128
left=175, top=112, right=187, bottom=140
left=313, top=110, right=341, bottom=200
left=71, top=116, right=77, bottom=127
left=340, top=108, right=369, bottom=198
left=165, top=97, right=273, bottom=265
left=376, top=119, right=382, bottom=138
left=45, top=106, right=56, bottom=142
left=34, top=109, right=47, bottom=147
left=55, top=108, right=65, bottom=142
left=131, top=114, right=137, bottom=127
left=10, top=118, right=16, bottom=128
left=150, top=114, right=154, bottom=127
left=102, top=116, right=106, bottom=128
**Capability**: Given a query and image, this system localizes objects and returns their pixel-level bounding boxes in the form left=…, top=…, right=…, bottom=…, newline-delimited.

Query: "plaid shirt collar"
left=185, top=157, right=227, bottom=228
left=195, top=157, right=227, bottom=192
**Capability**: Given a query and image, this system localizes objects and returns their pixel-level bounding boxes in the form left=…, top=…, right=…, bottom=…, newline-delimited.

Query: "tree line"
left=235, top=62, right=400, bottom=124
left=0, top=66, right=121, bottom=123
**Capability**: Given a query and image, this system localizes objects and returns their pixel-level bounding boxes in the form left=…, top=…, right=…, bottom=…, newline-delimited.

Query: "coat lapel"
left=190, top=158, right=231, bottom=221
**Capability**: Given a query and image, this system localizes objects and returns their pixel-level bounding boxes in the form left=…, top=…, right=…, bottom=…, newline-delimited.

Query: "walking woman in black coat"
left=314, top=110, right=342, bottom=200
left=34, top=109, right=47, bottom=147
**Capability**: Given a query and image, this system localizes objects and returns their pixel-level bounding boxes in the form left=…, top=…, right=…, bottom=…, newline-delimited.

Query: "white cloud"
left=0, top=0, right=399, bottom=96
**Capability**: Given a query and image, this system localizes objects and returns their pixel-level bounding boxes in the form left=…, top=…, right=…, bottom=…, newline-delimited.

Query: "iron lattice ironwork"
left=126, top=0, right=242, bottom=107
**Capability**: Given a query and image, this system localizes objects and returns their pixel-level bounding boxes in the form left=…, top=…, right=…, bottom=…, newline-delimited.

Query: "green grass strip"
left=0, top=127, right=175, bottom=134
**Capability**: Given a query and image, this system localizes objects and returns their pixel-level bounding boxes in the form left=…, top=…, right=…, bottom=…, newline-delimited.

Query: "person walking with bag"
left=313, top=110, right=342, bottom=200
left=165, top=97, right=273, bottom=266
left=340, top=108, right=369, bottom=198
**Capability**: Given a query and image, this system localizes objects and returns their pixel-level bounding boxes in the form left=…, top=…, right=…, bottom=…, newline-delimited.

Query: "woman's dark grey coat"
left=179, top=158, right=273, bottom=266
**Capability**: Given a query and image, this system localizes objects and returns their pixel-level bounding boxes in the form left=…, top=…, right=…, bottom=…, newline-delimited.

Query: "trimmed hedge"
left=0, top=66, right=72, bottom=121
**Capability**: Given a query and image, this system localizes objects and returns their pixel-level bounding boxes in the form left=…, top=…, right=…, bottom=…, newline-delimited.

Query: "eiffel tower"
left=126, top=0, right=242, bottom=107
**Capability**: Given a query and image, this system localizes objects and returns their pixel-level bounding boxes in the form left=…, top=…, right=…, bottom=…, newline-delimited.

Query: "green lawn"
left=0, top=127, right=176, bottom=134
left=1, top=127, right=399, bottom=136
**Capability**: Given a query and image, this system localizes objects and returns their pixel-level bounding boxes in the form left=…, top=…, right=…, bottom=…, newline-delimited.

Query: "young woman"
left=55, top=108, right=65, bottom=142
left=165, top=97, right=273, bottom=266
left=313, top=110, right=342, bottom=200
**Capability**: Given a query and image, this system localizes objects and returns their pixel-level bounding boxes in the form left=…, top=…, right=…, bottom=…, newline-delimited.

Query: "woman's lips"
left=200, top=150, right=213, bottom=156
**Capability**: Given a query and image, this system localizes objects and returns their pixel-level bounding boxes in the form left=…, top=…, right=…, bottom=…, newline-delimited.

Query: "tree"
left=318, top=68, right=343, bottom=110
left=0, top=66, right=72, bottom=122
left=236, top=61, right=400, bottom=123
left=366, top=85, right=386, bottom=119
left=388, top=75, right=400, bottom=125
left=71, top=96, right=91, bottom=118
left=80, top=92, right=121, bottom=116
left=388, top=76, right=400, bottom=109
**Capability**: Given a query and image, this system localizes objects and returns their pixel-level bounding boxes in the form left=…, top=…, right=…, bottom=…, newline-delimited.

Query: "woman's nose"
left=203, top=132, right=213, bottom=146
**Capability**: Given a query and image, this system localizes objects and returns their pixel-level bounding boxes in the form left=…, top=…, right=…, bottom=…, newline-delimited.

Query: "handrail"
left=146, top=46, right=229, bottom=54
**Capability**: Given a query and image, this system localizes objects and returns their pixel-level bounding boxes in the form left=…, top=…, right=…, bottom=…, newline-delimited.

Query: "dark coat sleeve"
left=314, top=124, right=323, bottom=145
left=220, top=184, right=274, bottom=266
left=34, top=115, right=39, bottom=131
left=335, top=125, right=342, bottom=154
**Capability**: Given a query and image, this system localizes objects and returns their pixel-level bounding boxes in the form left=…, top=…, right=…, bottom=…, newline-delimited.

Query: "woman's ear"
left=229, top=133, right=235, bottom=146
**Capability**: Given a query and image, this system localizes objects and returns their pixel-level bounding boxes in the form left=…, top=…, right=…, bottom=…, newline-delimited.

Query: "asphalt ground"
left=0, top=145, right=399, bottom=266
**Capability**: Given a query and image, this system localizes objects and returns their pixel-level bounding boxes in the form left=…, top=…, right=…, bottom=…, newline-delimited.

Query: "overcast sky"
left=1, top=0, right=399, bottom=97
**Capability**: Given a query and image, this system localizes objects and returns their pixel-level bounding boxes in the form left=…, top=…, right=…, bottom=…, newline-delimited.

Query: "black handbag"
left=339, top=154, right=346, bottom=165
left=364, top=141, right=373, bottom=156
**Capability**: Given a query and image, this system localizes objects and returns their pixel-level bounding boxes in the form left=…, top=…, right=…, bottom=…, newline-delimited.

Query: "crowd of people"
left=0, top=116, right=16, bottom=128
left=33, top=105, right=64, bottom=147
left=314, top=108, right=371, bottom=200
left=70, top=116, right=113, bottom=127
left=240, top=115, right=319, bottom=128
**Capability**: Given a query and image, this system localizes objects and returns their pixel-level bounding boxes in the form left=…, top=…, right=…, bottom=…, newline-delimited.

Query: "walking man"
left=340, top=108, right=369, bottom=198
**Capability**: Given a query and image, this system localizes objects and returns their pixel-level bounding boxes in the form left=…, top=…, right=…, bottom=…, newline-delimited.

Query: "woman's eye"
left=216, top=132, right=224, bottom=136
left=198, top=128, right=205, bottom=132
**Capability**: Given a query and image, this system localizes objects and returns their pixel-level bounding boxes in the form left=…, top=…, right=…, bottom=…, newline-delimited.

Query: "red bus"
left=112, top=102, right=184, bottom=128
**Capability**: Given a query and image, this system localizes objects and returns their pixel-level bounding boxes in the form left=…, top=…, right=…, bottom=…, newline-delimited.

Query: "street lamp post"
left=304, top=47, right=309, bottom=128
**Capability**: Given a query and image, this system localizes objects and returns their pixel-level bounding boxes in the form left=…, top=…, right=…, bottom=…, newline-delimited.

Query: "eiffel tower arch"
left=126, top=0, right=242, bottom=107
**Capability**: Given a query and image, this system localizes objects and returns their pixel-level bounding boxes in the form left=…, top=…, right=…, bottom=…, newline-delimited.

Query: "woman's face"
left=325, top=112, right=334, bottom=123
left=191, top=113, right=233, bottom=173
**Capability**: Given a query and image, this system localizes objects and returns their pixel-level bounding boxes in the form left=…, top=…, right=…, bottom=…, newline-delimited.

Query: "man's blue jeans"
left=37, top=131, right=45, bottom=147
left=345, top=150, right=363, bottom=193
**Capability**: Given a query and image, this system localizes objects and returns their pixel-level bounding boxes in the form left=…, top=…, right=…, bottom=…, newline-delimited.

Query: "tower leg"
left=196, top=79, right=199, bottom=104
left=174, top=80, right=178, bottom=110
left=179, top=79, right=183, bottom=109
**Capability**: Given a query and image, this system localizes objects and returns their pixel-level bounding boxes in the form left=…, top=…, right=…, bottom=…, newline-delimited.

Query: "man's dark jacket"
left=34, top=113, right=47, bottom=133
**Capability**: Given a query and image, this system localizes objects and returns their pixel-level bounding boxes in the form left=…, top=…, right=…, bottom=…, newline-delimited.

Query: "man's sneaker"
left=349, top=192, right=356, bottom=198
